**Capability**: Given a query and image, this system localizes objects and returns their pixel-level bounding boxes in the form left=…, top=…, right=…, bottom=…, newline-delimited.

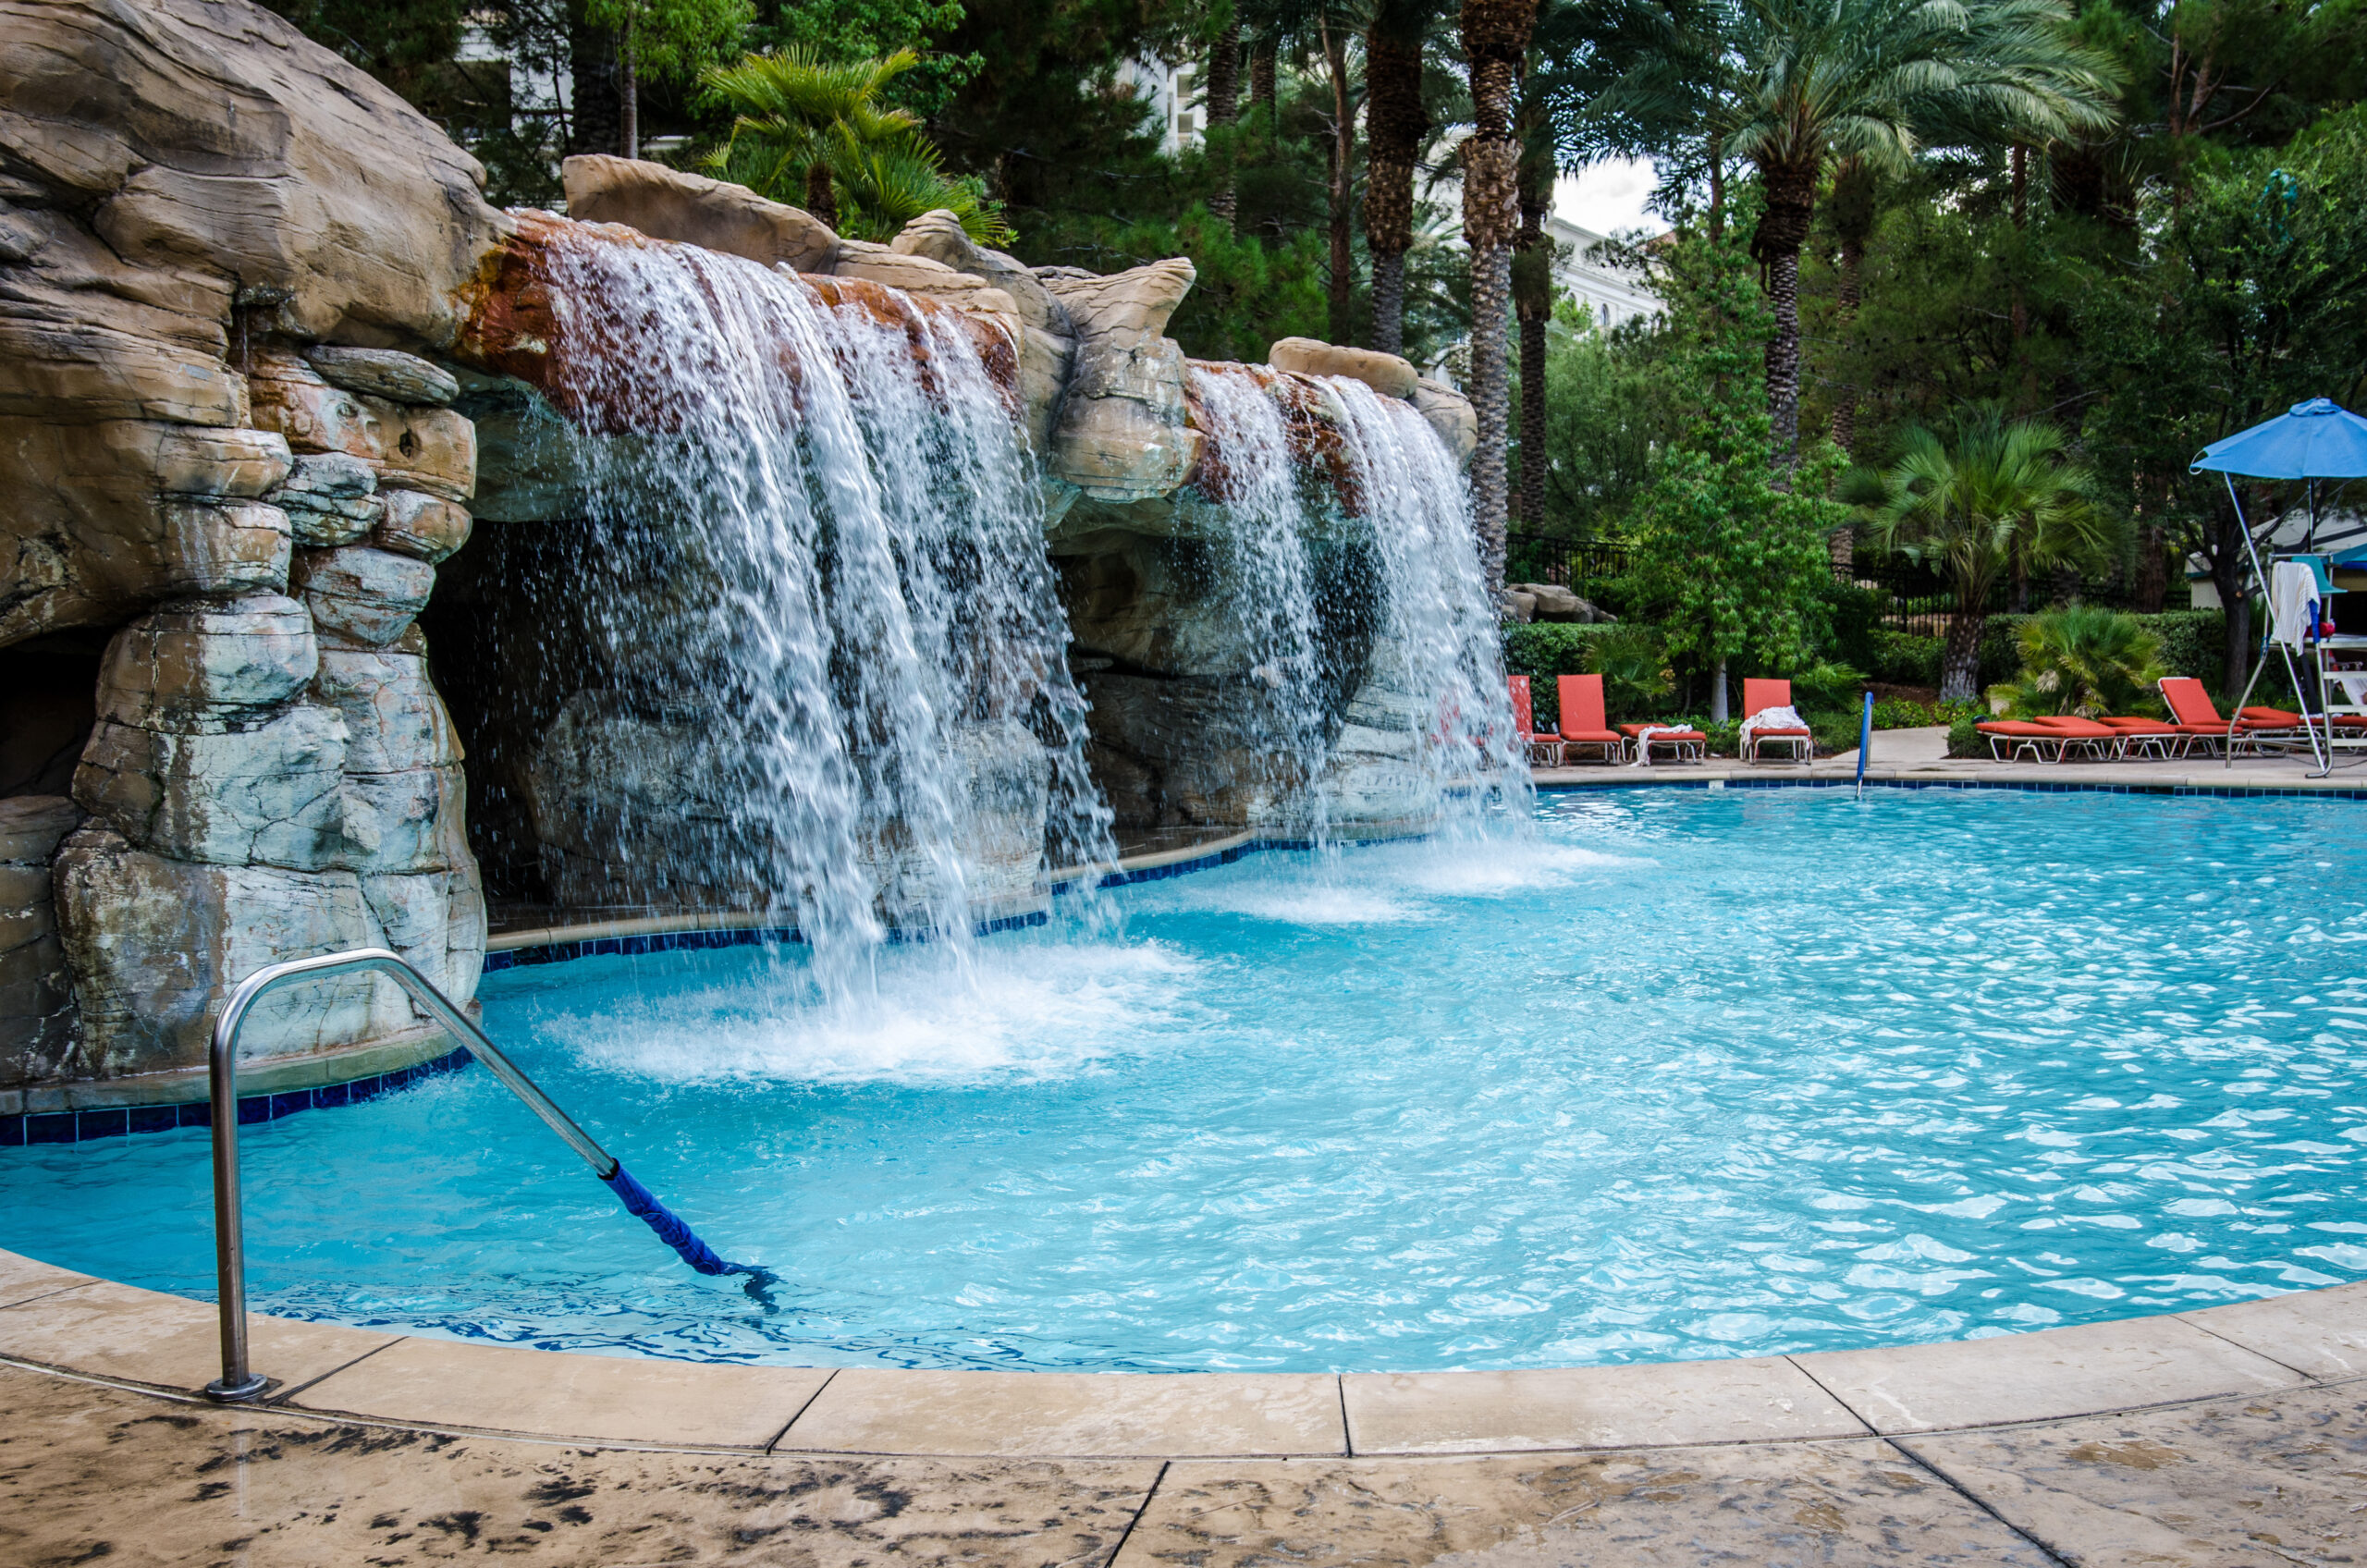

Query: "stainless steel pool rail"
left=203, top=948, right=618, bottom=1403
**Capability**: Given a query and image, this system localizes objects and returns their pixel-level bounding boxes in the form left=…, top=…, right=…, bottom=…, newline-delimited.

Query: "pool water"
left=6, top=788, right=2366, bottom=1371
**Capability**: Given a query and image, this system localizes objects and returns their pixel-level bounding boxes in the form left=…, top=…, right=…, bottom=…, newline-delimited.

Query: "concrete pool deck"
left=3, top=1245, right=2364, bottom=1562
left=11, top=761, right=2367, bottom=1561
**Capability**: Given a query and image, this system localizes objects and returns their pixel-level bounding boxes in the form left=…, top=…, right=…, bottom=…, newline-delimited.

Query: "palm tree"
left=1462, top=0, right=1539, bottom=602
left=1365, top=0, right=1441, bottom=354
left=1588, top=0, right=2117, bottom=464
left=1988, top=606, right=2165, bottom=717
left=700, top=49, right=1011, bottom=243
left=1853, top=414, right=2114, bottom=700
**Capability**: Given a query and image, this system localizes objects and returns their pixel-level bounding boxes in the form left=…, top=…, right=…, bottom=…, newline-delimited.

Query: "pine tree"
left=1633, top=193, right=1841, bottom=720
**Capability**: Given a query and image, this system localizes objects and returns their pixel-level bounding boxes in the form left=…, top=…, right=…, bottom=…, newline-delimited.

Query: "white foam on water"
left=533, top=939, right=1206, bottom=1085
left=1141, top=837, right=1641, bottom=927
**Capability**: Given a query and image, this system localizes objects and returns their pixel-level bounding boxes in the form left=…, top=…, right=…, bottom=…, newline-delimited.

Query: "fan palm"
left=1988, top=606, right=2165, bottom=717
left=1586, top=0, right=2118, bottom=462
left=1853, top=413, right=2113, bottom=700
left=700, top=49, right=1012, bottom=244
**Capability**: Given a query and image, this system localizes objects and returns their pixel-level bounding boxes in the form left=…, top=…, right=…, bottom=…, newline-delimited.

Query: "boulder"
left=304, top=346, right=460, bottom=408
left=158, top=497, right=293, bottom=597
left=1411, top=378, right=1478, bottom=468
left=50, top=825, right=395, bottom=1077
left=0, top=797, right=82, bottom=1087
left=1, top=0, right=508, bottom=349
left=1041, top=260, right=1201, bottom=502
left=73, top=705, right=349, bottom=870
left=1503, top=588, right=1538, bottom=624
left=361, top=868, right=484, bottom=1006
left=1512, top=582, right=1613, bottom=624
left=249, top=351, right=477, bottom=500
left=1267, top=337, right=1421, bottom=400
left=312, top=646, right=462, bottom=774
left=290, top=545, right=437, bottom=646
left=561, top=155, right=839, bottom=274
left=337, top=762, right=471, bottom=874
left=889, top=211, right=1073, bottom=337
left=372, top=489, right=472, bottom=563
left=269, top=452, right=384, bottom=548
left=94, top=594, right=319, bottom=731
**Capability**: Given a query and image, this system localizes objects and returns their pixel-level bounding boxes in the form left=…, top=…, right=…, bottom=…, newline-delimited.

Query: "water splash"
left=515, top=221, right=1112, bottom=991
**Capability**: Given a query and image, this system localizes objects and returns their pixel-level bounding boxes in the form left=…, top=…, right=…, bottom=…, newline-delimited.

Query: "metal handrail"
left=202, top=948, right=761, bottom=1403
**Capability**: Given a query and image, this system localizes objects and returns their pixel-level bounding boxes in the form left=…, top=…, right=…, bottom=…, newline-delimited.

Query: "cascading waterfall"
left=1323, top=374, right=1528, bottom=828
left=518, top=222, right=1112, bottom=992
left=1182, top=362, right=1524, bottom=833
left=1184, top=364, right=1337, bottom=836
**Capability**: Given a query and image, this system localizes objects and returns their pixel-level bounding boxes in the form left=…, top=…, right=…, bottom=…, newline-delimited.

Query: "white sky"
left=1554, top=157, right=1668, bottom=237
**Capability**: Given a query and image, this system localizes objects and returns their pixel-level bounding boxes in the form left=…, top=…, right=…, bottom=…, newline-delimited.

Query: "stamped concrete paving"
left=6, top=1356, right=2366, bottom=1566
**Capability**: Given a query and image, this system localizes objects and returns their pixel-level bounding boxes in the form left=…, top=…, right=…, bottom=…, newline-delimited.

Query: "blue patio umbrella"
left=2189, top=398, right=2367, bottom=773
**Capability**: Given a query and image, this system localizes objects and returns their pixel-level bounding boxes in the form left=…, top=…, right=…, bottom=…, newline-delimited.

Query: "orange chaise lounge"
left=1552, top=673, right=1628, bottom=764
left=1738, top=677, right=1813, bottom=765
left=1505, top=675, right=1564, bottom=766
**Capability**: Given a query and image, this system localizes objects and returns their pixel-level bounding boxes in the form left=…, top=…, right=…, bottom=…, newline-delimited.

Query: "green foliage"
left=1788, top=659, right=1868, bottom=711
left=1870, top=628, right=1943, bottom=686
left=745, top=0, right=980, bottom=116
left=1986, top=606, right=2166, bottom=717
left=1502, top=622, right=1629, bottom=725
left=1629, top=195, right=1844, bottom=675
left=702, top=49, right=1011, bottom=241
left=1946, top=709, right=1986, bottom=758
left=1974, top=609, right=2225, bottom=694
left=1534, top=298, right=1672, bottom=535
left=587, top=0, right=754, bottom=80
left=1588, top=623, right=1677, bottom=722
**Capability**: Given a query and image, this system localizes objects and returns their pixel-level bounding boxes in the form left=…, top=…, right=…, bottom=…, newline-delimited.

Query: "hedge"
left=1501, top=623, right=1630, bottom=725
left=1976, top=610, right=2227, bottom=694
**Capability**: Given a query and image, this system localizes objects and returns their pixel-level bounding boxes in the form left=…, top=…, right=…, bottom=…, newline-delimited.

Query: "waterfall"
left=514, top=221, right=1112, bottom=990
left=1184, top=364, right=1336, bottom=836
left=1183, top=363, right=1524, bottom=834
left=1323, top=374, right=1528, bottom=830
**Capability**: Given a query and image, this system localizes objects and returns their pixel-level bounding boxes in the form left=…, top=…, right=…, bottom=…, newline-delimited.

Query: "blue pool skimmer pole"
left=1856, top=691, right=1874, bottom=799
left=203, top=947, right=769, bottom=1402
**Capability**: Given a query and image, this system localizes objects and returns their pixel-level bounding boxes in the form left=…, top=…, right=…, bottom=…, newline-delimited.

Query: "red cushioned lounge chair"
left=1975, top=716, right=2118, bottom=762
left=1619, top=720, right=1709, bottom=764
left=2159, top=677, right=2299, bottom=756
left=1505, top=676, right=1564, bottom=766
left=2091, top=715, right=2191, bottom=759
left=1738, top=677, right=1813, bottom=765
left=1553, top=673, right=1627, bottom=764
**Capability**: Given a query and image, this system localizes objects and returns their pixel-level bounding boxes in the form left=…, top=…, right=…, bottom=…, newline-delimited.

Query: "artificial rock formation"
left=1, top=0, right=1483, bottom=1095
left=1, top=0, right=497, bottom=1098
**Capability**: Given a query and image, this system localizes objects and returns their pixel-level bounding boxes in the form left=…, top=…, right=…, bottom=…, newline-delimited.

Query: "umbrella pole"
left=2227, top=472, right=2329, bottom=774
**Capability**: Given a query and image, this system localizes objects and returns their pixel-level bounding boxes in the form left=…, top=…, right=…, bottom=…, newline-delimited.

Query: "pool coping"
left=0, top=1245, right=2360, bottom=1458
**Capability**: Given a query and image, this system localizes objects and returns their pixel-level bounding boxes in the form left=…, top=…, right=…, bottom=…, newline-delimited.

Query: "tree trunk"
left=1706, top=136, right=1723, bottom=245
left=2135, top=520, right=2168, bottom=612
left=567, top=15, right=620, bottom=157
left=2209, top=510, right=2253, bottom=695
left=1825, top=156, right=1874, bottom=535
left=1207, top=23, right=1241, bottom=228
left=1250, top=36, right=1277, bottom=129
left=1941, top=611, right=1984, bottom=701
left=1753, top=158, right=1817, bottom=467
left=1323, top=16, right=1355, bottom=345
left=2009, top=142, right=2033, bottom=413
left=803, top=160, right=838, bottom=232
left=1461, top=0, right=1535, bottom=606
left=1363, top=25, right=1424, bottom=356
left=619, top=35, right=638, bottom=161
left=1513, top=103, right=1551, bottom=528
left=1710, top=655, right=1730, bottom=722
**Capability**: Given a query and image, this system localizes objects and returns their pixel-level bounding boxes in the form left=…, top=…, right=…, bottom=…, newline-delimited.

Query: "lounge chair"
left=2091, top=716, right=2190, bottom=759
left=1505, top=676, right=1564, bottom=766
left=1552, top=673, right=1627, bottom=764
left=1738, top=677, right=1813, bottom=765
left=2159, top=677, right=2294, bottom=756
left=1619, top=720, right=1708, bottom=764
left=1975, top=716, right=2118, bottom=761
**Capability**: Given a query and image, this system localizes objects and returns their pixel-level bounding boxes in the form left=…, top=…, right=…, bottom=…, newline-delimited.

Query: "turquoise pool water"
left=6, top=788, right=2365, bottom=1371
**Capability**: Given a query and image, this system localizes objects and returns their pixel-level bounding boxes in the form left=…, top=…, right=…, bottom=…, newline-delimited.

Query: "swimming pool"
left=6, top=787, right=2364, bottom=1372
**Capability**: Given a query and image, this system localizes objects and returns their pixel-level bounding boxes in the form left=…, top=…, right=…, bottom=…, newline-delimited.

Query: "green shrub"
left=1947, top=710, right=1985, bottom=757
left=1981, top=608, right=2225, bottom=699
left=1989, top=607, right=2167, bottom=717
left=1502, top=622, right=1675, bottom=725
left=1870, top=629, right=1943, bottom=687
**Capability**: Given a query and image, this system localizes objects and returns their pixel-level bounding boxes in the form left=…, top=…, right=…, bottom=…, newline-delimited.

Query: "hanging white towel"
left=2270, top=560, right=2321, bottom=651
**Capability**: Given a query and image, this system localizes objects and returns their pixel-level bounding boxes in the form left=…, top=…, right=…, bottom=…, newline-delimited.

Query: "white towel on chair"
left=1740, top=705, right=1809, bottom=745
left=1631, top=724, right=1687, bottom=766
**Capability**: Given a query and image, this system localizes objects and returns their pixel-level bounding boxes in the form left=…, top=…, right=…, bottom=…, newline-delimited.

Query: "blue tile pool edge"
left=0, top=1046, right=475, bottom=1148
left=18, top=777, right=2366, bottom=1145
